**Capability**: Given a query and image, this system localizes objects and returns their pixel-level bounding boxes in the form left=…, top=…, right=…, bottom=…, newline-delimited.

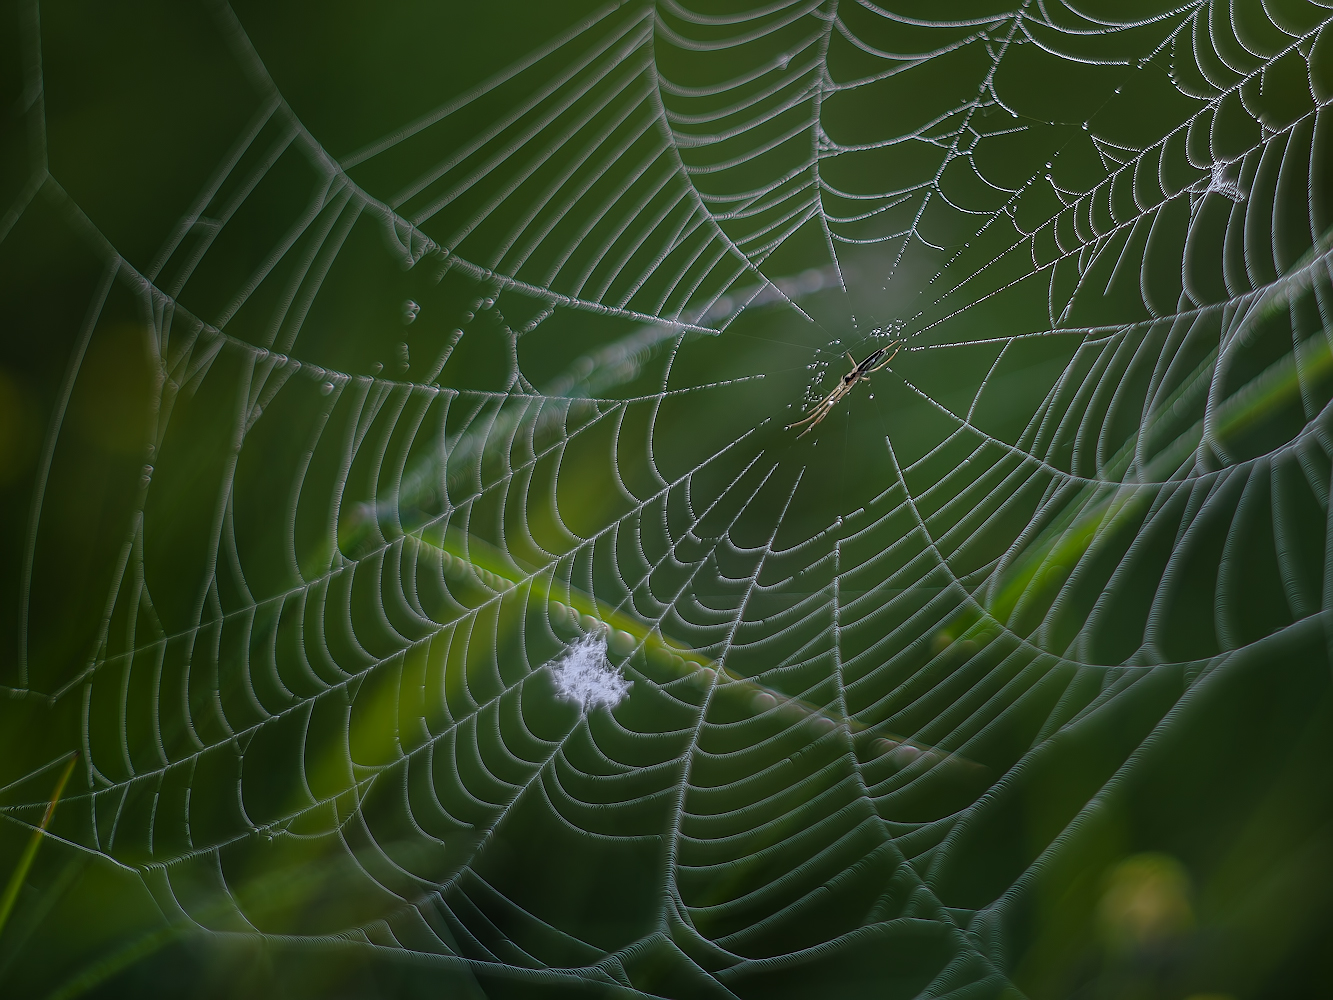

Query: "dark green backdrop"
left=3, top=1, right=1333, bottom=997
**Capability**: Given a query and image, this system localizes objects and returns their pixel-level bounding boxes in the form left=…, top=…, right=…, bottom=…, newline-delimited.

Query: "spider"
left=786, top=341, right=903, bottom=438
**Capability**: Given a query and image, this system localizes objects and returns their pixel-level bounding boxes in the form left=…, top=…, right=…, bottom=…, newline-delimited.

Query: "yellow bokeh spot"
left=1097, top=852, right=1193, bottom=953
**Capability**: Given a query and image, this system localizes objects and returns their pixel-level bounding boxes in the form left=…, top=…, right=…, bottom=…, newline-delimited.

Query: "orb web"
left=3, top=0, right=1333, bottom=995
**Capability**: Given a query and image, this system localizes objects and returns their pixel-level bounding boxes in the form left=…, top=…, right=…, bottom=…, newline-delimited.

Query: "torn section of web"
left=549, top=634, right=632, bottom=711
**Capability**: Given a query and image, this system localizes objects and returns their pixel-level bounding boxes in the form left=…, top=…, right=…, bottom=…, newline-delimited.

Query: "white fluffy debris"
left=549, top=634, right=632, bottom=712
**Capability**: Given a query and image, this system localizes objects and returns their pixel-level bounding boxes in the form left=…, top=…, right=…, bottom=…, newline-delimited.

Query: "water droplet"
left=321, top=382, right=335, bottom=395
left=889, top=744, right=920, bottom=767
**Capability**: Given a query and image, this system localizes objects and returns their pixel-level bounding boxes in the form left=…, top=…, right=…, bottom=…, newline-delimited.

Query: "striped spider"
left=786, top=341, right=903, bottom=438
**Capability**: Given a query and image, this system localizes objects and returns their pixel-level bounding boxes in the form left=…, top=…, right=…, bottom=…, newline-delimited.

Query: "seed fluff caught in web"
left=549, top=633, right=632, bottom=712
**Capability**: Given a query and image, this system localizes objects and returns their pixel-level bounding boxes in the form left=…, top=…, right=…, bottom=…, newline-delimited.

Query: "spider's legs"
left=786, top=406, right=825, bottom=432
left=786, top=384, right=841, bottom=430
left=785, top=409, right=817, bottom=431
left=786, top=394, right=836, bottom=434
left=793, top=408, right=830, bottom=438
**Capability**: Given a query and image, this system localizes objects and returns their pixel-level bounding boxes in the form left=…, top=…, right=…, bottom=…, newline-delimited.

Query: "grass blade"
left=0, top=753, right=79, bottom=939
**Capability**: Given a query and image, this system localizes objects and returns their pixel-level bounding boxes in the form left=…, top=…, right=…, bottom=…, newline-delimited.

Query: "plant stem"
left=0, top=753, right=79, bottom=940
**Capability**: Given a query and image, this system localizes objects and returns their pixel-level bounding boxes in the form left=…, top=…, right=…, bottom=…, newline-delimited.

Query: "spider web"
left=2, top=0, right=1333, bottom=996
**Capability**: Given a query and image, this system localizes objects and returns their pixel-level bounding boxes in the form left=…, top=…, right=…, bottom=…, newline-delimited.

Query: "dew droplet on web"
left=321, top=382, right=335, bottom=395
left=609, top=629, right=636, bottom=656
left=889, top=744, right=920, bottom=767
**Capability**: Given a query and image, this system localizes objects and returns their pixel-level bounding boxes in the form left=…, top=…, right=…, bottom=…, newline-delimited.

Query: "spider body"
left=786, top=341, right=902, bottom=437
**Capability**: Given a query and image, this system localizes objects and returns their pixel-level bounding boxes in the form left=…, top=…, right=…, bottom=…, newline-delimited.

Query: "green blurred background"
left=3, top=1, right=1333, bottom=997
